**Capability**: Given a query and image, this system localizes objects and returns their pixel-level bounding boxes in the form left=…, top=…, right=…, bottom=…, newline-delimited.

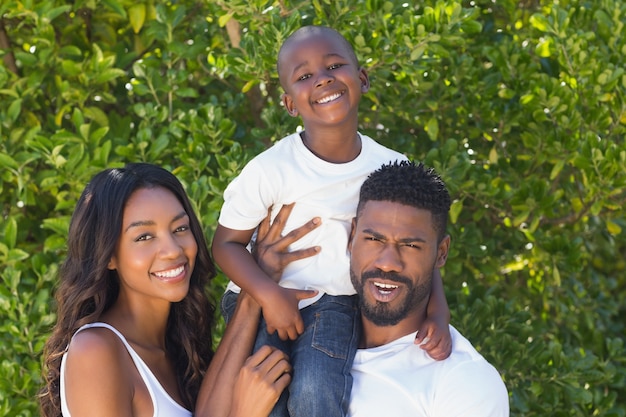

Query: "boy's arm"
left=211, top=224, right=279, bottom=306
left=415, top=268, right=452, bottom=360
left=212, top=224, right=307, bottom=340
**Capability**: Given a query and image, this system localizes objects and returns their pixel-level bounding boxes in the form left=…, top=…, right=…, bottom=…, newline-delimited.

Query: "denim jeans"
left=221, top=290, right=360, bottom=417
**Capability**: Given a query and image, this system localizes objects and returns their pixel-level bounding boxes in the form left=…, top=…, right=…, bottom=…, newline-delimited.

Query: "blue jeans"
left=221, top=290, right=360, bottom=417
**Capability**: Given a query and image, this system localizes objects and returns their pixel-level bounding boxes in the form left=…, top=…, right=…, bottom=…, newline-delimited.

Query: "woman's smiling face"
left=108, top=186, right=197, bottom=305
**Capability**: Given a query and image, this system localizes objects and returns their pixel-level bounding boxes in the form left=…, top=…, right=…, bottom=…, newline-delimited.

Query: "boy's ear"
left=359, top=68, right=370, bottom=93
left=282, top=93, right=298, bottom=117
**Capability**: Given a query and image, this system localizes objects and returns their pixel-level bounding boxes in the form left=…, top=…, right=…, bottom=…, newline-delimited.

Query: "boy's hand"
left=415, top=316, right=452, bottom=360
left=262, top=286, right=317, bottom=341
left=253, top=203, right=321, bottom=282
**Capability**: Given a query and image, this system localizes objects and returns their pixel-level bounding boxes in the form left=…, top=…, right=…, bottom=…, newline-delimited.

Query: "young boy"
left=212, top=26, right=451, bottom=417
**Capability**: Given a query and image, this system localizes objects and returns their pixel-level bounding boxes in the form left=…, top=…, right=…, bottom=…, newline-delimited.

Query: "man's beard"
left=350, top=269, right=432, bottom=326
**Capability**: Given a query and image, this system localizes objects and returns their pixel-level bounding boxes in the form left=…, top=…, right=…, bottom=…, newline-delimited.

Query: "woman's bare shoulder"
left=63, top=326, right=136, bottom=416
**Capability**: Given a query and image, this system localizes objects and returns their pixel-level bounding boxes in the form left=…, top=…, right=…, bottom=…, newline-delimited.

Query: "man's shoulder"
left=442, top=327, right=509, bottom=408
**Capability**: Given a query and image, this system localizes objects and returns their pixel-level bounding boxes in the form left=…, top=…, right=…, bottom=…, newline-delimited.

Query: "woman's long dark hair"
left=39, top=163, right=216, bottom=416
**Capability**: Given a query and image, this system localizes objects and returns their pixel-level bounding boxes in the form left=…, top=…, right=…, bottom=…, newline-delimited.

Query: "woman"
left=40, top=163, right=291, bottom=417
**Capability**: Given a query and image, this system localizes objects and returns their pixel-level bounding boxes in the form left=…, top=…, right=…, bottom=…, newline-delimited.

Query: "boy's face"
left=279, top=31, right=369, bottom=129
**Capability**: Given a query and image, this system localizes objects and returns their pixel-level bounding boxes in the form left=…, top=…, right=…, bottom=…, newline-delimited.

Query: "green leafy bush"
left=0, top=0, right=624, bottom=415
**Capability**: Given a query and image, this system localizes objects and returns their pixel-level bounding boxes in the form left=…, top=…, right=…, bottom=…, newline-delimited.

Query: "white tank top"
left=60, top=322, right=192, bottom=417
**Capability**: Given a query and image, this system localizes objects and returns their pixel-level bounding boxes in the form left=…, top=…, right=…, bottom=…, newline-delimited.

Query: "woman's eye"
left=175, top=225, right=190, bottom=233
left=135, top=234, right=152, bottom=242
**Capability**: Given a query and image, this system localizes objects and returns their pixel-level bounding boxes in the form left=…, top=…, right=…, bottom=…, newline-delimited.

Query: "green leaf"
left=449, top=199, right=463, bottom=224
left=425, top=117, right=439, bottom=141
left=3, top=218, right=17, bottom=249
left=606, top=220, right=622, bottom=236
left=218, top=12, right=233, bottom=28
left=43, top=5, right=71, bottom=21
left=128, top=4, right=146, bottom=34
left=0, top=153, right=18, bottom=170
left=529, top=14, right=550, bottom=32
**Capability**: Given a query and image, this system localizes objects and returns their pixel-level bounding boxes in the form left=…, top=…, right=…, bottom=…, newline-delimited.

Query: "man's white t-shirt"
left=349, top=326, right=510, bottom=417
left=218, top=131, right=406, bottom=308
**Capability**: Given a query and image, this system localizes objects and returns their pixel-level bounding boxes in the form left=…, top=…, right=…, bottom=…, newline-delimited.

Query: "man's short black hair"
left=357, top=160, right=452, bottom=240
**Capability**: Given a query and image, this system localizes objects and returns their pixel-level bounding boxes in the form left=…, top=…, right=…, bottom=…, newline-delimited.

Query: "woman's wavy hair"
left=39, top=163, right=216, bottom=416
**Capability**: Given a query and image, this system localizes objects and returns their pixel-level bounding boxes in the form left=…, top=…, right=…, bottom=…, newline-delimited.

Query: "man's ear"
left=436, top=235, right=450, bottom=268
left=347, top=217, right=357, bottom=252
left=282, top=93, right=298, bottom=117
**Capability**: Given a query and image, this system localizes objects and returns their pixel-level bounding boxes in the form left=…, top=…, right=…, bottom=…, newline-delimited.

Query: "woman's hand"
left=229, top=346, right=292, bottom=417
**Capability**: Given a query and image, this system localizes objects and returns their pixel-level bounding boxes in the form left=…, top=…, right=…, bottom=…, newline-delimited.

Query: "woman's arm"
left=197, top=204, right=321, bottom=417
left=195, top=291, right=290, bottom=417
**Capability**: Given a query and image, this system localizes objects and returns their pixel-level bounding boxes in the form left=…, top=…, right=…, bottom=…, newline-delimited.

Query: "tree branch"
left=0, top=18, right=19, bottom=75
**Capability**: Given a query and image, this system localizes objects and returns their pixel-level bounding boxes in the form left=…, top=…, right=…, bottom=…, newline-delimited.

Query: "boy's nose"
left=315, top=72, right=334, bottom=87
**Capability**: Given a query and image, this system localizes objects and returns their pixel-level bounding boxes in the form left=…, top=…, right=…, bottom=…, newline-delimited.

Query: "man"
left=346, top=161, right=509, bottom=416
left=253, top=160, right=509, bottom=416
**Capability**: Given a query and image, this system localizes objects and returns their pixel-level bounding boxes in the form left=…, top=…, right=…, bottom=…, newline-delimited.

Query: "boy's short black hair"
left=277, top=25, right=359, bottom=78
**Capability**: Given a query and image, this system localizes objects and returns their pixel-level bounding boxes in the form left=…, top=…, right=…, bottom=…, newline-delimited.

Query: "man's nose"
left=373, top=244, right=403, bottom=273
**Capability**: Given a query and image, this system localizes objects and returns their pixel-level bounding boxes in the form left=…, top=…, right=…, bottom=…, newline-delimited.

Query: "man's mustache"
left=360, top=270, right=412, bottom=287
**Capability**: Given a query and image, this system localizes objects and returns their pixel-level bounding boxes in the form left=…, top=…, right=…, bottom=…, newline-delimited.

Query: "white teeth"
left=154, top=266, right=184, bottom=278
left=317, top=92, right=342, bottom=104
left=374, top=282, right=398, bottom=289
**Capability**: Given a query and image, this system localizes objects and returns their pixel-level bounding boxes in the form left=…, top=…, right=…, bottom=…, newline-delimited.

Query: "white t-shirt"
left=349, top=326, right=510, bottom=417
left=219, top=132, right=406, bottom=308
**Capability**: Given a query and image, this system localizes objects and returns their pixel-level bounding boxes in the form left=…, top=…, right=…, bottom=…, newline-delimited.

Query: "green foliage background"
left=1, top=0, right=624, bottom=415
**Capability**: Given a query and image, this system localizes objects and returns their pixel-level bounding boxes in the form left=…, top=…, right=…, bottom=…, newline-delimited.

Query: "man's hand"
left=253, top=203, right=322, bottom=281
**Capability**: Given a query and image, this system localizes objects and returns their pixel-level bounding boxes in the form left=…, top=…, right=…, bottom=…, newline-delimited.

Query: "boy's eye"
left=297, top=74, right=311, bottom=81
left=328, top=63, right=343, bottom=70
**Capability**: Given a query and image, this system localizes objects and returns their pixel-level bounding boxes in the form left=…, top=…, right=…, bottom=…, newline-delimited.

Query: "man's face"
left=349, top=200, right=449, bottom=327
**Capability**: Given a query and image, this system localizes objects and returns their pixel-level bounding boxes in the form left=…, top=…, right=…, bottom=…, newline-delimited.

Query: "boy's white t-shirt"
left=218, top=132, right=406, bottom=308
left=349, top=326, right=510, bottom=417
